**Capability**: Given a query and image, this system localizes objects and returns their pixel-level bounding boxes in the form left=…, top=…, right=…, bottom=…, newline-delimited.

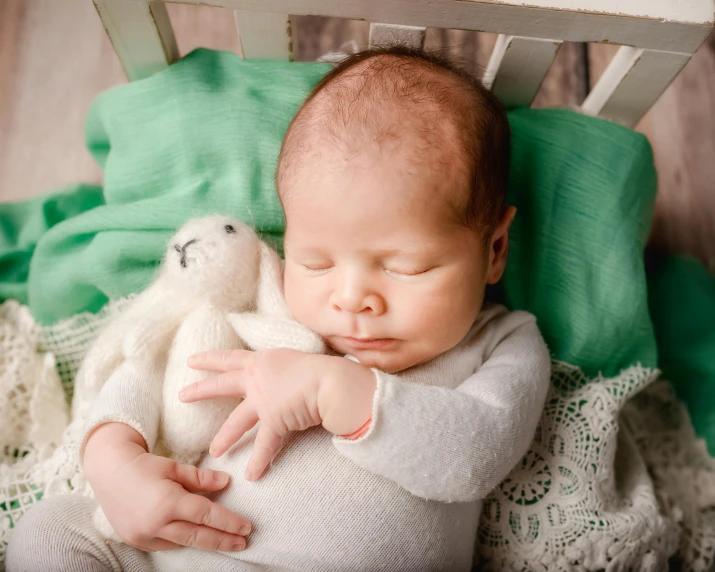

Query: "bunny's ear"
left=231, top=240, right=326, bottom=354
left=227, top=313, right=326, bottom=354
left=256, top=241, right=292, bottom=319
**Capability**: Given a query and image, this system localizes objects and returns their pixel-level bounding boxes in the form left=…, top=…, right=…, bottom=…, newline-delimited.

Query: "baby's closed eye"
left=299, top=262, right=435, bottom=277
left=300, top=262, right=334, bottom=274
left=384, top=266, right=434, bottom=277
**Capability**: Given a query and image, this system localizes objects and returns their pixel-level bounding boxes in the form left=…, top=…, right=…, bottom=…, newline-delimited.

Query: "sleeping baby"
left=7, top=47, right=551, bottom=572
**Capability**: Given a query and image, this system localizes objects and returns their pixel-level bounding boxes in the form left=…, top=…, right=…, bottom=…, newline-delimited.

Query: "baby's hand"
left=182, top=349, right=376, bottom=481
left=83, top=422, right=251, bottom=552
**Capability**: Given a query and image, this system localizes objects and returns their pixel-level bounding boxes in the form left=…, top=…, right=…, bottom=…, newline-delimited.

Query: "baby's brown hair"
left=276, top=46, right=511, bottom=240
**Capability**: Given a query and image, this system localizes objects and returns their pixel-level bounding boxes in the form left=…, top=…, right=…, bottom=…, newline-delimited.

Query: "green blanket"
left=648, top=255, right=715, bottom=455
left=0, top=184, right=104, bottom=305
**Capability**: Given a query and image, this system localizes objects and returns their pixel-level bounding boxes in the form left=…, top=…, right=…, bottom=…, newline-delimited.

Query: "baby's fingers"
left=179, top=372, right=246, bottom=403
left=172, top=493, right=252, bottom=537
left=187, top=349, right=252, bottom=372
left=168, top=461, right=230, bottom=493
left=245, top=425, right=282, bottom=481
left=157, top=521, right=247, bottom=552
left=210, top=403, right=259, bottom=457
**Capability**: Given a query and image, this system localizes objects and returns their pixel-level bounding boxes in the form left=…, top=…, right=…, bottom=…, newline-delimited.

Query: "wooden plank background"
left=1, top=0, right=713, bottom=270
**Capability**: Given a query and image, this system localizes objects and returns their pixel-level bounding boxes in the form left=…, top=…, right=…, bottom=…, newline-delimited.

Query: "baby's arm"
left=80, top=358, right=251, bottom=552
left=78, top=357, right=164, bottom=460
left=332, top=310, right=551, bottom=503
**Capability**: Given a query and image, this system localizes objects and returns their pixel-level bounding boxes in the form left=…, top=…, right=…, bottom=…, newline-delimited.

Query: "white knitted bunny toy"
left=72, top=215, right=324, bottom=540
left=74, top=215, right=324, bottom=424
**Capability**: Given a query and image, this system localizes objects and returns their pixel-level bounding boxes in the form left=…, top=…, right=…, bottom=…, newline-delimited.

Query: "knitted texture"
left=2, top=300, right=714, bottom=570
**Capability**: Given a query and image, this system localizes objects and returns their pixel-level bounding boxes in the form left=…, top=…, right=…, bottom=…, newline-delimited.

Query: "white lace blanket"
left=1, top=299, right=714, bottom=571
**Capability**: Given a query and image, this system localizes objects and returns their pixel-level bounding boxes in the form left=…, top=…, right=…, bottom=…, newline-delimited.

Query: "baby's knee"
left=6, top=495, right=110, bottom=572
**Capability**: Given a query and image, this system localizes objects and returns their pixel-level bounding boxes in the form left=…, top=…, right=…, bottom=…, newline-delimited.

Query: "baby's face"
left=282, top=145, right=491, bottom=373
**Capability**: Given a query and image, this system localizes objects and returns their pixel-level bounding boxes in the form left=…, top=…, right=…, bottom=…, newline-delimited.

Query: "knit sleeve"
left=77, top=357, right=163, bottom=463
left=332, top=313, right=551, bottom=503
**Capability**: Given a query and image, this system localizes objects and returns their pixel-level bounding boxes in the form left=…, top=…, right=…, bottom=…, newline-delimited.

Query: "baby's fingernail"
left=239, top=525, right=251, bottom=536
left=214, top=472, right=228, bottom=485
left=244, top=469, right=255, bottom=481
left=232, top=540, right=246, bottom=551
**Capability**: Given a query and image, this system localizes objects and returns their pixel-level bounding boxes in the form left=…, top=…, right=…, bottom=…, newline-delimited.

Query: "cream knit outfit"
left=7, top=304, right=550, bottom=572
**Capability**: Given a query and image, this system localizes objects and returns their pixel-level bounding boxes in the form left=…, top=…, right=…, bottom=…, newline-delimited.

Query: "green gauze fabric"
left=27, top=50, right=330, bottom=319
left=22, top=49, right=657, bottom=378
left=648, top=255, right=715, bottom=455
left=0, top=184, right=104, bottom=304
left=502, top=108, right=657, bottom=376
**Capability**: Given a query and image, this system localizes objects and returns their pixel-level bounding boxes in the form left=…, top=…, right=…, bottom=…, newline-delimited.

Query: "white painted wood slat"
left=234, top=10, right=294, bottom=60
left=368, top=23, right=426, bottom=50
left=174, top=0, right=713, bottom=53
left=483, top=35, right=562, bottom=108
left=581, top=46, right=692, bottom=127
left=93, top=0, right=179, bottom=81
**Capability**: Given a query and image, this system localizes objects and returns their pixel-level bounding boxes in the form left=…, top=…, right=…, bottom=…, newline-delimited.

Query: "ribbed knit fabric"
left=7, top=495, right=251, bottom=572
left=10, top=304, right=550, bottom=572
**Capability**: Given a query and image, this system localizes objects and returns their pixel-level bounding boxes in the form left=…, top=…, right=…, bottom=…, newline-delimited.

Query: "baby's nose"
left=330, top=289, right=385, bottom=315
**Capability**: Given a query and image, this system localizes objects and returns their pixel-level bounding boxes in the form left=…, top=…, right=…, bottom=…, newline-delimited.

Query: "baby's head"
left=276, top=47, right=515, bottom=373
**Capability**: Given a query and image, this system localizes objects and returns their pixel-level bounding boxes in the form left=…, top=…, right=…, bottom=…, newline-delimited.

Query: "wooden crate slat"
left=483, top=35, right=562, bottom=108
left=368, top=23, right=426, bottom=50
left=173, top=0, right=713, bottom=53
left=582, top=46, right=692, bottom=127
left=93, top=0, right=179, bottom=81
left=234, top=10, right=294, bottom=60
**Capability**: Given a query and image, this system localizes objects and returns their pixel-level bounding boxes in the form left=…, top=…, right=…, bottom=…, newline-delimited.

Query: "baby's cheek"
left=391, top=289, right=443, bottom=338
left=409, top=281, right=482, bottom=344
left=283, top=273, right=316, bottom=325
left=285, top=274, right=335, bottom=339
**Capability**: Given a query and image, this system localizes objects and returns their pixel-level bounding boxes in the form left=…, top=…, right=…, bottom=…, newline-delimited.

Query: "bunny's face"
left=163, top=215, right=260, bottom=309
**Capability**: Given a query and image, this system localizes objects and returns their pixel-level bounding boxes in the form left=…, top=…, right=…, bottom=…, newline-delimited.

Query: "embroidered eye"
left=225, top=224, right=236, bottom=234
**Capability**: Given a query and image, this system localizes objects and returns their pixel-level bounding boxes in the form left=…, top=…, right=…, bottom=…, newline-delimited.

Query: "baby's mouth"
left=339, top=337, right=396, bottom=350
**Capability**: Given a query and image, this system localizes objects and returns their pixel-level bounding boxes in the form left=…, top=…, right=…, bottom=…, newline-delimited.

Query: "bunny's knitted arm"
left=332, top=309, right=551, bottom=503
left=77, top=357, right=164, bottom=462
left=72, top=281, right=187, bottom=421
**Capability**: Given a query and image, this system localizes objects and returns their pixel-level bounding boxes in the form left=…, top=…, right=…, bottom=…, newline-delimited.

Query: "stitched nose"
left=174, top=239, right=199, bottom=268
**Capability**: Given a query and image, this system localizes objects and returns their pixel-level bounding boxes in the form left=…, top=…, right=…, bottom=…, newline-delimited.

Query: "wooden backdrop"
left=1, top=0, right=713, bottom=269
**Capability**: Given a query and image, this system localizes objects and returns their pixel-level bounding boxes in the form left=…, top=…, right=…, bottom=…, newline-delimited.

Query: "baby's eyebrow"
left=289, top=246, right=331, bottom=257
left=374, top=240, right=449, bottom=255
left=371, top=247, right=446, bottom=260
left=289, top=241, right=447, bottom=259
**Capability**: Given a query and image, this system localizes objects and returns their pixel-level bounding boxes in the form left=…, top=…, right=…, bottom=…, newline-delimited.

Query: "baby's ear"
left=255, top=241, right=292, bottom=318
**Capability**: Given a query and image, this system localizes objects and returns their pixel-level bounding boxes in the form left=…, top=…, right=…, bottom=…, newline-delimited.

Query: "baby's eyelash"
left=384, top=267, right=432, bottom=277
left=301, top=264, right=333, bottom=274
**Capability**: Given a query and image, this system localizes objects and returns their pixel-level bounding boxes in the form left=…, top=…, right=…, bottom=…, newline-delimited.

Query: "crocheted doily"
left=1, top=299, right=714, bottom=571
left=478, top=364, right=715, bottom=571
